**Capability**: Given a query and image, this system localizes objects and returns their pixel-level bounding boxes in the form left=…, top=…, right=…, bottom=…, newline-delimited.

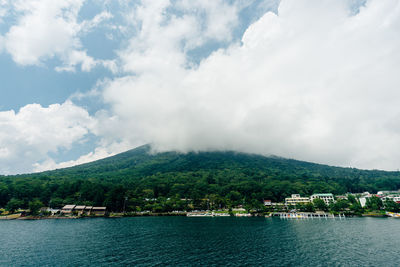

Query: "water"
left=0, top=217, right=399, bottom=266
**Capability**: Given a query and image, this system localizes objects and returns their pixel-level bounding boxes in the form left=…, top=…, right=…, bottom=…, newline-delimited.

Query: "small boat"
left=235, top=213, right=252, bottom=217
left=187, top=212, right=213, bottom=217
left=212, top=212, right=230, bottom=217
left=386, top=212, right=400, bottom=218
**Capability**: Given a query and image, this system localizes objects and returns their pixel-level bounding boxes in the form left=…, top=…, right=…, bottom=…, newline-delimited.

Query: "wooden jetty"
left=272, top=212, right=345, bottom=219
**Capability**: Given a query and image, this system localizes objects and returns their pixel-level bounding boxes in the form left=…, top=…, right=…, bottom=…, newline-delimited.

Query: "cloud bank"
left=2, top=0, right=400, bottom=173
left=3, top=0, right=113, bottom=72
left=0, top=101, right=95, bottom=174
left=102, top=0, right=400, bottom=170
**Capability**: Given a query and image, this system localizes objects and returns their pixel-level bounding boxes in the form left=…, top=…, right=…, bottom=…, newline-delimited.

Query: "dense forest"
left=1, top=144, right=400, bottom=212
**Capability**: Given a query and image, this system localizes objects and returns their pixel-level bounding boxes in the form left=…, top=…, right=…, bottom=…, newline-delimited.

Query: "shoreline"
left=0, top=212, right=387, bottom=221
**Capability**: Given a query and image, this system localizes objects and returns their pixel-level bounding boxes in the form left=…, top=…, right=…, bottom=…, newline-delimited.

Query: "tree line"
left=1, top=148, right=400, bottom=213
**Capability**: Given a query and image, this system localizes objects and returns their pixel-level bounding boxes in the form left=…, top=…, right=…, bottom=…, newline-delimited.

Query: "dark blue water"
left=0, top=217, right=399, bottom=266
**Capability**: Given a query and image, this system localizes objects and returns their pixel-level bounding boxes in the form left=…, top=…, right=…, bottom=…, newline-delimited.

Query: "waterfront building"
left=91, top=207, right=107, bottom=216
left=310, top=193, right=334, bottom=205
left=61, top=205, right=76, bottom=214
left=60, top=205, right=106, bottom=216
left=285, top=194, right=310, bottom=205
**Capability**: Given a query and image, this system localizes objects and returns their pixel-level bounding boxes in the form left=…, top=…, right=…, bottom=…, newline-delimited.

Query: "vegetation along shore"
left=2, top=145, right=400, bottom=219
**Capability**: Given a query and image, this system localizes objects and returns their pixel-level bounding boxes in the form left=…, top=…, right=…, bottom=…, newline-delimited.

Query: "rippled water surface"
left=1, top=217, right=399, bottom=266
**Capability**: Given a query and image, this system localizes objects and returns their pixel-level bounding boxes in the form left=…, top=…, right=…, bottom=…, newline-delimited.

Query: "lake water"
left=0, top=217, right=399, bottom=266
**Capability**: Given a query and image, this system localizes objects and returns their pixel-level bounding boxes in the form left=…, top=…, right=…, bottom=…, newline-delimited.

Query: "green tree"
left=226, top=191, right=242, bottom=206
left=304, top=202, right=315, bottom=212
left=349, top=201, right=363, bottom=214
left=6, top=198, right=24, bottom=213
left=384, top=199, right=399, bottom=212
left=365, top=196, right=383, bottom=211
left=347, top=194, right=357, bottom=204
left=49, top=198, right=64, bottom=209
left=313, top=198, right=328, bottom=211
left=142, top=189, right=155, bottom=199
left=330, top=199, right=350, bottom=212
left=29, top=199, right=44, bottom=216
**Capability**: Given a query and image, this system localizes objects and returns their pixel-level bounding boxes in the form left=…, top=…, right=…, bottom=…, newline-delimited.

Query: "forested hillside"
left=1, top=145, right=400, bottom=212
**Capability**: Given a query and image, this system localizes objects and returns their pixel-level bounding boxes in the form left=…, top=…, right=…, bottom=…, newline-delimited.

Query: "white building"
left=381, top=195, right=400, bottom=203
left=310, top=193, right=334, bottom=205
left=285, top=194, right=310, bottom=205
left=377, top=190, right=400, bottom=196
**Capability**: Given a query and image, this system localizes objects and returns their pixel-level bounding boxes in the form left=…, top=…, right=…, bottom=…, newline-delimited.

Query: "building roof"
left=62, top=205, right=76, bottom=210
left=84, top=206, right=93, bottom=210
left=92, top=207, right=106, bottom=210
left=312, top=193, right=333, bottom=197
left=75, top=206, right=86, bottom=210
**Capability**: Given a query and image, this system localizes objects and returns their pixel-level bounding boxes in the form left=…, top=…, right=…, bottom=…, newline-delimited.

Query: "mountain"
left=1, top=144, right=400, bottom=211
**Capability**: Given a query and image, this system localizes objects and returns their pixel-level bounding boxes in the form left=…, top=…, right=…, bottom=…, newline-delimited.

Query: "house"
left=263, top=200, right=272, bottom=206
left=91, top=207, right=107, bottom=216
left=74, top=206, right=86, bottom=215
left=285, top=194, right=310, bottom=205
left=310, top=193, right=334, bottom=205
left=61, top=205, right=76, bottom=214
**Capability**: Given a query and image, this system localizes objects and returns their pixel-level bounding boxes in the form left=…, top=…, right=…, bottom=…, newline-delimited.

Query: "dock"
left=272, top=212, right=345, bottom=219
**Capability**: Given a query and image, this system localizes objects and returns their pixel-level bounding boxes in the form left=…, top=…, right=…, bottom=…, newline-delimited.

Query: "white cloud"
left=3, top=0, right=112, bottom=71
left=0, top=101, right=96, bottom=174
left=118, top=0, right=240, bottom=74
left=5, top=0, right=83, bottom=65
left=176, top=0, right=239, bottom=42
left=0, top=35, right=4, bottom=53
left=100, top=0, right=400, bottom=170
left=55, top=50, right=96, bottom=72
left=79, top=11, right=113, bottom=33
left=0, top=0, right=9, bottom=22
left=32, top=141, right=128, bottom=172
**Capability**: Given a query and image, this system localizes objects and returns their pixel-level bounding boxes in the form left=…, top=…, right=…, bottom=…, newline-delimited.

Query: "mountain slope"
left=1, top=144, right=400, bottom=210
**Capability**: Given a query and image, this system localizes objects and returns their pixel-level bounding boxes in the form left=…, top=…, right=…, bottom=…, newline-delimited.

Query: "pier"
left=273, top=212, right=345, bottom=219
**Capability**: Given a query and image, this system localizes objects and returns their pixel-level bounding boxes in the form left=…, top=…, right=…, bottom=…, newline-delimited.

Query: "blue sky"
left=1, top=0, right=399, bottom=174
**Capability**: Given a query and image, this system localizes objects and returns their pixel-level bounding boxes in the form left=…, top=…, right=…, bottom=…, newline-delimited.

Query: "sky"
left=1, top=0, right=400, bottom=174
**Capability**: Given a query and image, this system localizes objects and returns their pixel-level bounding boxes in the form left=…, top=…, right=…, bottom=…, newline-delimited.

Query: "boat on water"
left=213, top=212, right=230, bottom=217
left=386, top=212, right=400, bottom=218
left=186, top=212, right=231, bottom=217
left=187, top=212, right=213, bottom=217
left=235, top=213, right=252, bottom=217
